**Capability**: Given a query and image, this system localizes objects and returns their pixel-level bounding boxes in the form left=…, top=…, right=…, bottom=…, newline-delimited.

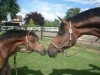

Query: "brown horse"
left=0, top=29, right=46, bottom=75
left=48, top=7, right=100, bottom=58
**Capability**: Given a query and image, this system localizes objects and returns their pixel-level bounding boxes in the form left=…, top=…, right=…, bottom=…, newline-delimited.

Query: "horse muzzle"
left=48, top=48, right=58, bottom=58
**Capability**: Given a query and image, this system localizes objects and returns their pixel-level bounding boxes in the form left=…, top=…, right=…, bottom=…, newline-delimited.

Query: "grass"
left=9, top=37, right=100, bottom=75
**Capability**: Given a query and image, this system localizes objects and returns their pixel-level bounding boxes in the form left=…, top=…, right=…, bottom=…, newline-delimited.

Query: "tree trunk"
left=0, top=20, right=2, bottom=31
left=25, top=24, right=28, bottom=30
left=41, top=26, right=43, bottom=40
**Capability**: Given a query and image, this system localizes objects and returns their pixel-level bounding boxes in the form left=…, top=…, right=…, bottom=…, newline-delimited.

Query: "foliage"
left=28, top=19, right=35, bottom=27
left=5, top=0, right=20, bottom=18
left=25, top=12, right=44, bottom=26
left=45, top=19, right=60, bottom=27
left=25, top=13, right=60, bottom=27
left=0, top=0, right=7, bottom=21
left=24, top=12, right=44, bottom=39
left=0, top=0, right=20, bottom=21
left=65, top=7, right=80, bottom=19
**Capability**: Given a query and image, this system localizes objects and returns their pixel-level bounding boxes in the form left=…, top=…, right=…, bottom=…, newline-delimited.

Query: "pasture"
left=9, top=37, right=100, bottom=75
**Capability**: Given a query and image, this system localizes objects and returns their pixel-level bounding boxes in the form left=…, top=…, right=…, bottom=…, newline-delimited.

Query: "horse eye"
left=58, top=31, right=64, bottom=35
left=32, top=38, right=37, bottom=42
left=31, top=40, right=35, bottom=42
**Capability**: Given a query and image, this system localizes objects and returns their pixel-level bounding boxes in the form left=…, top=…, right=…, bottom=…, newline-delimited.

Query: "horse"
left=0, top=29, right=46, bottom=75
left=48, top=7, right=100, bottom=58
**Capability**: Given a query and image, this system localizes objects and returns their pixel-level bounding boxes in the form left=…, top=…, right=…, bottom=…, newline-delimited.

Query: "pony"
left=0, top=29, right=46, bottom=75
left=48, top=7, right=100, bottom=58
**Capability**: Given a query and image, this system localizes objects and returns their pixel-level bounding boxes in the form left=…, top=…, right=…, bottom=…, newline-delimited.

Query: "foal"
left=0, top=29, right=46, bottom=75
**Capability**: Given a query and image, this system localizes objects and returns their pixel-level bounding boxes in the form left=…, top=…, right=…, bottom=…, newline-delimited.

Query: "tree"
left=25, top=12, right=44, bottom=39
left=53, top=19, right=60, bottom=27
left=0, top=0, right=20, bottom=22
left=0, top=0, right=7, bottom=22
left=45, top=19, right=60, bottom=27
left=65, top=8, right=80, bottom=19
left=28, top=19, right=35, bottom=27
left=25, top=12, right=44, bottom=27
left=7, top=0, right=20, bottom=19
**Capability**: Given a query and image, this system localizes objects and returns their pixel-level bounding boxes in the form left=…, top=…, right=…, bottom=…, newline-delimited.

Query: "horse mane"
left=58, top=23, right=65, bottom=35
left=58, top=7, right=100, bottom=36
left=67, top=7, right=100, bottom=22
left=0, top=29, right=38, bottom=40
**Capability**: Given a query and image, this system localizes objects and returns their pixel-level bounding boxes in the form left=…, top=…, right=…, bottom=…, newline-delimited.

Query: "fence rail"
left=0, top=26, right=59, bottom=32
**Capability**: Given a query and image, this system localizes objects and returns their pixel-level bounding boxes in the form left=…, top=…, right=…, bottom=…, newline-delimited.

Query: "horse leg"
left=1, top=66, right=6, bottom=75
left=6, top=62, right=11, bottom=75
left=13, top=52, right=18, bottom=75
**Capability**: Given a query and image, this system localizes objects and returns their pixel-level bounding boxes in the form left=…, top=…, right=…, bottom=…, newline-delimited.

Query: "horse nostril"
left=48, top=49, right=57, bottom=58
left=44, top=49, right=47, bottom=55
left=41, top=49, right=47, bottom=55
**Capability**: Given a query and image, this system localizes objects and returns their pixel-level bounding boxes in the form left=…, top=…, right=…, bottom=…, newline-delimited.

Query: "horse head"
left=0, top=30, right=46, bottom=57
left=24, top=30, right=46, bottom=55
left=48, top=17, right=78, bottom=58
left=48, top=7, right=100, bottom=58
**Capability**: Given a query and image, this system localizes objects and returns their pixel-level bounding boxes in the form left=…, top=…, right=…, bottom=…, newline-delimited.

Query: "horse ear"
left=58, top=17, right=63, bottom=22
left=29, top=30, right=35, bottom=34
left=58, top=17, right=67, bottom=24
left=28, top=30, right=38, bottom=40
left=31, top=30, right=35, bottom=33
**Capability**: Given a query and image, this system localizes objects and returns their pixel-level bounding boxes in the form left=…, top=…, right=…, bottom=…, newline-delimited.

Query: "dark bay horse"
left=48, top=7, right=100, bottom=58
left=0, top=29, right=46, bottom=75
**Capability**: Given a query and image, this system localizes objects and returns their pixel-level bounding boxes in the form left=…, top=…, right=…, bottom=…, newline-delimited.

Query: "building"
left=1, top=15, right=23, bottom=31
left=2, top=15, right=23, bottom=26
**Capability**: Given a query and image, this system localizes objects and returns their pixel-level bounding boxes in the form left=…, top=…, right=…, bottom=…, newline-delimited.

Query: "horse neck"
left=1, top=37, right=24, bottom=57
left=74, top=16, right=100, bottom=38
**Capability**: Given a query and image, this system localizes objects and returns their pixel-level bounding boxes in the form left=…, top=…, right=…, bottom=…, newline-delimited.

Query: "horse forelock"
left=29, top=31, right=38, bottom=40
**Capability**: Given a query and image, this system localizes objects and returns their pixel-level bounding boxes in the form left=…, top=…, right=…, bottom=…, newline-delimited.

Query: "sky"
left=17, top=0, right=100, bottom=21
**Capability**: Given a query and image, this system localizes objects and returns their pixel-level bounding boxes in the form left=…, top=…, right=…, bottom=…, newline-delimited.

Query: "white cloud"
left=16, top=12, right=25, bottom=18
left=41, top=11, right=65, bottom=21
left=18, top=0, right=72, bottom=21
left=64, top=0, right=100, bottom=4
left=96, top=3, right=100, bottom=7
left=81, top=8, right=89, bottom=12
left=17, top=9, right=30, bottom=18
left=42, top=12, right=56, bottom=21
left=18, top=0, right=100, bottom=21
left=31, top=1, right=66, bottom=20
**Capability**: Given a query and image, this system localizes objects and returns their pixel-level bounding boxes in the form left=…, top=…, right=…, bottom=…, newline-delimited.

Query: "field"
left=9, top=37, right=100, bottom=75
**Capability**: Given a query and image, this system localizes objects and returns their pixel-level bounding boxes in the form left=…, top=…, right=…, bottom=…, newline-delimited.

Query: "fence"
left=1, top=26, right=14, bottom=31
left=0, top=26, right=59, bottom=32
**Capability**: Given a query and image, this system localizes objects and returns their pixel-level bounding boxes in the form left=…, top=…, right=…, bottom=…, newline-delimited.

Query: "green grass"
left=9, top=37, right=100, bottom=75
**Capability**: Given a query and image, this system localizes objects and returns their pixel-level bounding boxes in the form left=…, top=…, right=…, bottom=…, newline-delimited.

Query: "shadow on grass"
left=89, top=64, right=100, bottom=71
left=11, top=66, right=43, bottom=75
left=49, top=69, right=100, bottom=75
left=11, top=64, right=100, bottom=75
left=49, top=64, right=100, bottom=75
